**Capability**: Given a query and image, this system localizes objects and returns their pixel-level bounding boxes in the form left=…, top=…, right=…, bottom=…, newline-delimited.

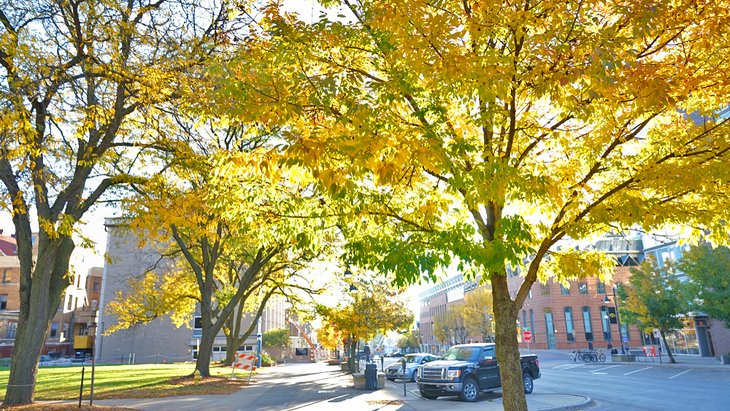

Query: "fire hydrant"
left=193, top=370, right=201, bottom=385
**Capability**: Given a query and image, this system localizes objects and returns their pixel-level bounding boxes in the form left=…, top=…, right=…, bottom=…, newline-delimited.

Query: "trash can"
left=365, top=363, right=378, bottom=390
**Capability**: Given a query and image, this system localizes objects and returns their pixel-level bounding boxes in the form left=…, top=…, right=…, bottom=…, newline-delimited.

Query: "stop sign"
left=523, top=330, right=532, bottom=342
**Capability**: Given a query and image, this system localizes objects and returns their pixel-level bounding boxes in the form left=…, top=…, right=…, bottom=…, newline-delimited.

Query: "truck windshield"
left=441, top=347, right=479, bottom=361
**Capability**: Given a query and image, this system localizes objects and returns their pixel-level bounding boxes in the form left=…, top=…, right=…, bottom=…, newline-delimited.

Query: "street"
left=94, top=352, right=730, bottom=411
left=534, top=350, right=730, bottom=411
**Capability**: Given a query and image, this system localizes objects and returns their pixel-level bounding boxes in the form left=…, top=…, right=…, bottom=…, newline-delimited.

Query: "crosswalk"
left=550, top=363, right=695, bottom=380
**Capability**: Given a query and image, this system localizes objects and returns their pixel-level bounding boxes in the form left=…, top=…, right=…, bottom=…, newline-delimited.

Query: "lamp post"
left=603, top=286, right=625, bottom=354
left=89, top=320, right=98, bottom=406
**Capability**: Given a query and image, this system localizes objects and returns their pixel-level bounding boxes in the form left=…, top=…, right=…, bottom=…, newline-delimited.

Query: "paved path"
left=94, top=361, right=590, bottom=411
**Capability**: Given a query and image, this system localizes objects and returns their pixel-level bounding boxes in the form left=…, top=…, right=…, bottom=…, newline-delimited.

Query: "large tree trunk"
left=492, top=271, right=528, bottom=411
left=223, top=306, right=242, bottom=366
left=660, top=330, right=676, bottom=364
left=195, top=330, right=217, bottom=377
left=4, top=234, right=73, bottom=405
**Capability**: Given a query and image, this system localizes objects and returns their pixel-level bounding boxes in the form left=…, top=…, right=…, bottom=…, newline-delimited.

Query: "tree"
left=432, top=312, right=454, bottom=347
left=462, top=288, right=495, bottom=343
left=215, top=2, right=730, bottom=409
left=619, top=258, right=687, bottom=363
left=0, top=0, right=230, bottom=404
left=676, top=244, right=730, bottom=328
left=432, top=304, right=469, bottom=345
left=317, top=276, right=413, bottom=372
left=397, top=330, right=421, bottom=352
left=316, top=322, right=341, bottom=352
left=108, top=121, right=329, bottom=376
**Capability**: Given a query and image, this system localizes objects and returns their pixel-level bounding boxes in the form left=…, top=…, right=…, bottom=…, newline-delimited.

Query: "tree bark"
left=195, top=329, right=217, bottom=377
left=4, top=234, right=73, bottom=405
left=491, top=271, right=528, bottom=411
left=660, top=330, right=676, bottom=364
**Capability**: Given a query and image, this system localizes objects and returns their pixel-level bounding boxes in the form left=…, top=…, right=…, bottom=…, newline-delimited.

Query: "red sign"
left=523, top=330, right=532, bottom=342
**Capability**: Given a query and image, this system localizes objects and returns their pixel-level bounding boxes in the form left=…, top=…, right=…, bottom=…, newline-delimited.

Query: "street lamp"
left=603, top=286, right=625, bottom=354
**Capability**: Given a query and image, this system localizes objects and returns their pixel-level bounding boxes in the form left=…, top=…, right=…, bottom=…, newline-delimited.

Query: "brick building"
left=418, top=235, right=729, bottom=358
left=0, top=232, right=101, bottom=359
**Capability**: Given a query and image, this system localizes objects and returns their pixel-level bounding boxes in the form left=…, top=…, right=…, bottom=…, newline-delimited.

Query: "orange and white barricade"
left=232, top=352, right=257, bottom=382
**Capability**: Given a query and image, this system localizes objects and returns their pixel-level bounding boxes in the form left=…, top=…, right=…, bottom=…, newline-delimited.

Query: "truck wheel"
left=459, top=377, right=479, bottom=402
left=420, top=390, right=438, bottom=400
left=522, top=373, right=534, bottom=394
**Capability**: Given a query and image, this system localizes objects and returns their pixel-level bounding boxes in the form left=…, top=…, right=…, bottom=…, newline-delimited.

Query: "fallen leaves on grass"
left=92, top=375, right=250, bottom=400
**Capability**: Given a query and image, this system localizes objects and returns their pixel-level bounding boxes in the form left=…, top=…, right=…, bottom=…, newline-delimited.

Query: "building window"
left=529, top=310, right=535, bottom=342
left=7, top=322, right=16, bottom=339
left=522, top=310, right=527, bottom=332
left=78, top=325, right=88, bottom=336
left=582, top=306, right=593, bottom=341
left=91, top=300, right=98, bottom=311
left=600, top=306, right=611, bottom=341
left=93, top=279, right=100, bottom=292
left=2, top=269, right=9, bottom=283
left=50, top=322, right=58, bottom=338
left=541, top=284, right=550, bottom=296
left=0, top=294, right=7, bottom=310
left=560, top=285, right=570, bottom=295
left=578, top=283, right=588, bottom=294
left=564, top=307, right=575, bottom=341
left=597, top=283, right=606, bottom=294
left=67, top=296, right=72, bottom=311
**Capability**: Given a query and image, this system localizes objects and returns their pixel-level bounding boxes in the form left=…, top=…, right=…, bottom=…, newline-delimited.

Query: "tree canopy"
left=676, top=244, right=730, bottom=328
left=209, top=1, right=730, bottom=408
left=0, top=0, right=231, bottom=403
left=620, top=257, right=687, bottom=363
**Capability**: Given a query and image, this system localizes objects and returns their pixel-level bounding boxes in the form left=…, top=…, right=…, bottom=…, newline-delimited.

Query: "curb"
left=538, top=396, right=594, bottom=411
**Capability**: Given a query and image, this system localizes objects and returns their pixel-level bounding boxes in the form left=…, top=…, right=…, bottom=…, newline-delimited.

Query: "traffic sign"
left=523, top=330, right=532, bottom=342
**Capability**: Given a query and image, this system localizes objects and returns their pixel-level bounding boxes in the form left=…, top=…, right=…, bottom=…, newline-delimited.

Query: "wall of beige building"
left=99, top=218, right=291, bottom=364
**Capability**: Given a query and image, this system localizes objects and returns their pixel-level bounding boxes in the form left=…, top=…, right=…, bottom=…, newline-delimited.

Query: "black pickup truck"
left=417, top=343, right=540, bottom=402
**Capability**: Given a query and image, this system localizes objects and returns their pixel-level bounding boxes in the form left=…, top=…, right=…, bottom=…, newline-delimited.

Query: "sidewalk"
left=612, top=353, right=730, bottom=371
left=92, top=361, right=591, bottom=411
left=532, top=348, right=730, bottom=371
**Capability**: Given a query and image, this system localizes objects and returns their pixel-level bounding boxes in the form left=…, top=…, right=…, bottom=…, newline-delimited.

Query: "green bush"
left=260, top=351, right=276, bottom=367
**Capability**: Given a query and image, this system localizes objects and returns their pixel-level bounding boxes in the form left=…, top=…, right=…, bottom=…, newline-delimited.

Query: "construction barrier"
left=232, top=352, right=257, bottom=371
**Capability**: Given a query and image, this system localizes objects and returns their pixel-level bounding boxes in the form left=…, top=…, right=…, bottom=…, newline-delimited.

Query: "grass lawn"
left=0, top=363, right=257, bottom=401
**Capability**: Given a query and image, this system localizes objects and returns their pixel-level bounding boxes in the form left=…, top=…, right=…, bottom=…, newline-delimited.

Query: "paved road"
left=533, top=350, right=730, bottom=411
left=92, top=350, right=729, bottom=411
left=95, top=359, right=588, bottom=411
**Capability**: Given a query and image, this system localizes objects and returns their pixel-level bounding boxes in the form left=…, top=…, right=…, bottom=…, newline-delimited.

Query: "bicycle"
left=569, top=350, right=584, bottom=363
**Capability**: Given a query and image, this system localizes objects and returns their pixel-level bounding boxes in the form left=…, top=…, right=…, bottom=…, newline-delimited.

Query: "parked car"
left=417, top=343, right=540, bottom=402
left=385, top=353, right=439, bottom=382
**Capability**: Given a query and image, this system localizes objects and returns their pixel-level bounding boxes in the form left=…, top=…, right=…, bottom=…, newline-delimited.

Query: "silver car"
left=386, top=353, right=440, bottom=382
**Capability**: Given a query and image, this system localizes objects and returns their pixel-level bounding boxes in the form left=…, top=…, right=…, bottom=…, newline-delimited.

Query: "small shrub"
left=260, top=351, right=276, bottom=367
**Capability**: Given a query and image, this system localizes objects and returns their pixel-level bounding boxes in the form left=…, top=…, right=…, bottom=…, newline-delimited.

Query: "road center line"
left=624, top=367, right=651, bottom=375
left=592, top=365, right=621, bottom=373
left=669, top=369, right=692, bottom=379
